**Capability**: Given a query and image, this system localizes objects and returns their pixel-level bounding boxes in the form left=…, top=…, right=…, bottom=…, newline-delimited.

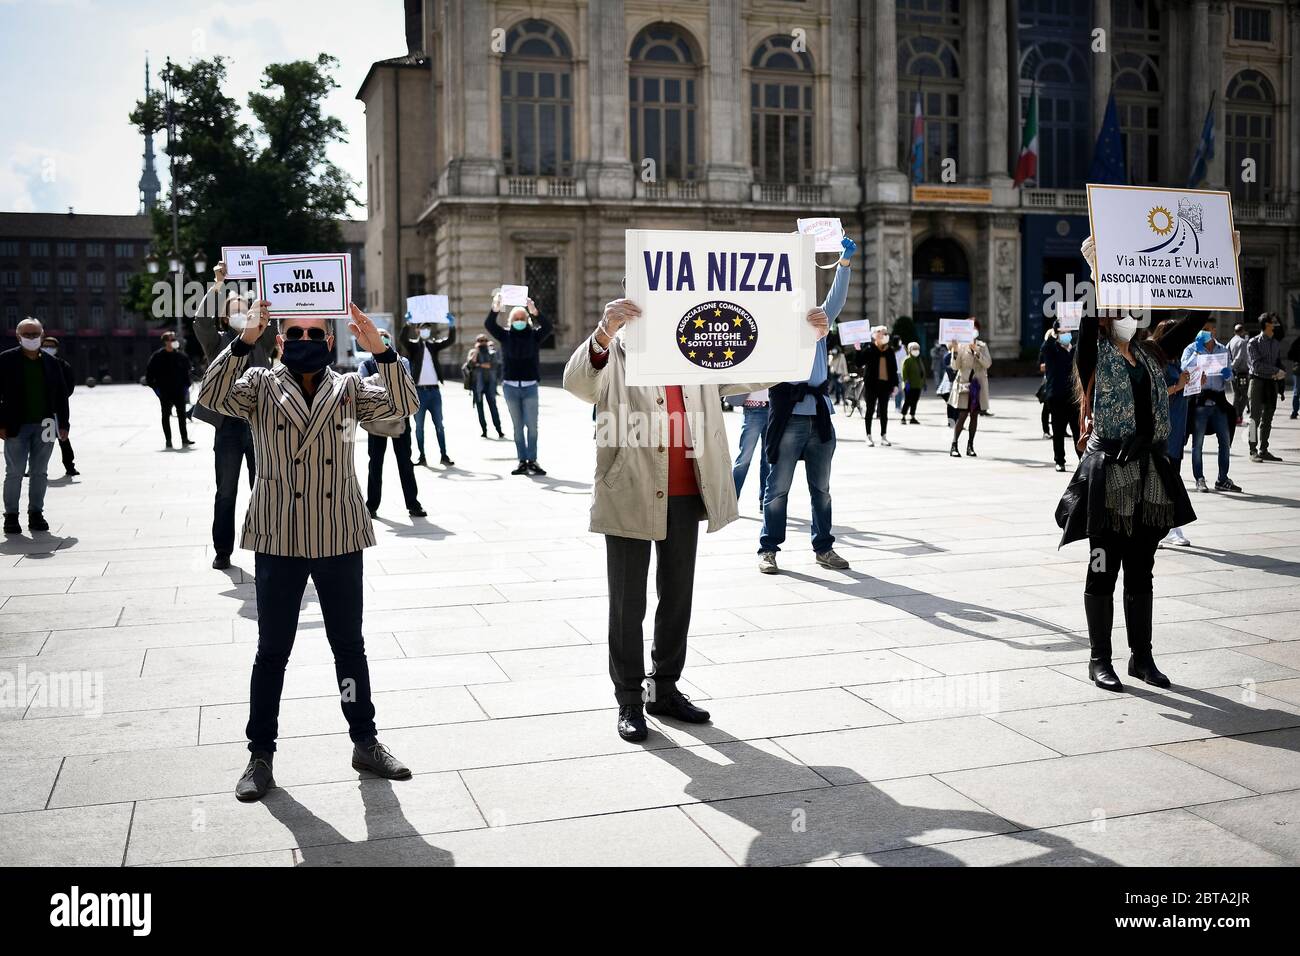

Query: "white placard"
left=1183, top=368, right=1204, bottom=397
left=1086, top=185, right=1242, bottom=311
left=406, top=294, right=450, bottom=325
left=836, top=319, right=872, bottom=346
left=624, top=229, right=816, bottom=386
left=1056, top=300, right=1083, bottom=331
left=221, top=245, right=267, bottom=279
left=499, top=284, right=529, bottom=307
left=939, top=318, right=977, bottom=344
left=796, top=218, right=845, bottom=255
left=1196, top=350, right=1229, bottom=373
left=257, top=253, right=351, bottom=319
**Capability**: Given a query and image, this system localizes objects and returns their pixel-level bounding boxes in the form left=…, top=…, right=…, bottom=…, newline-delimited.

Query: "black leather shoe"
left=367, top=507, right=378, bottom=518
left=965, top=442, right=977, bottom=457
left=408, top=506, right=427, bottom=517
left=212, top=552, right=231, bottom=570
left=646, top=689, right=711, bottom=724
left=511, top=461, right=529, bottom=475
left=3, top=513, right=20, bottom=535
left=617, top=705, right=648, bottom=742
left=235, top=751, right=274, bottom=802
left=527, top=460, right=547, bottom=476
left=352, top=740, right=412, bottom=779
left=27, top=511, right=49, bottom=532
left=416, top=455, right=427, bottom=466
left=66, top=467, right=80, bottom=477
left=440, top=454, right=454, bottom=466
left=1128, top=652, right=1171, bottom=688
left=949, top=442, right=961, bottom=458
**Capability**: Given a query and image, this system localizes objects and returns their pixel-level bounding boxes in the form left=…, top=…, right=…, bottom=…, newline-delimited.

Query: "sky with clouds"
left=0, top=0, right=406, bottom=217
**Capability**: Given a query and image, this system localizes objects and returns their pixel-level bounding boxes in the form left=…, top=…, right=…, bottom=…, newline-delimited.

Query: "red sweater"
left=590, top=344, right=699, bottom=497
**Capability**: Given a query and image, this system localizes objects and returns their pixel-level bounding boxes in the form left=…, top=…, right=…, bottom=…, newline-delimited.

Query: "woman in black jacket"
left=485, top=292, right=552, bottom=475
left=858, top=326, right=899, bottom=447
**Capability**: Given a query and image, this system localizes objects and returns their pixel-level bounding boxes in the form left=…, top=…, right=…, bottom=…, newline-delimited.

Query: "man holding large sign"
left=256, top=253, right=352, bottom=318
left=1086, top=185, right=1242, bottom=312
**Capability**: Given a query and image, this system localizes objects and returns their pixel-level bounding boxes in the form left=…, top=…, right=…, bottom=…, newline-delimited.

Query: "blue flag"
left=909, top=89, right=925, bottom=185
left=1187, top=92, right=1215, bottom=187
left=1088, top=94, right=1127, bottom=185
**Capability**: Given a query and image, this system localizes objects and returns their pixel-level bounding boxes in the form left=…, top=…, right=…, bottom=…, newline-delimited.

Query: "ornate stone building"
left=358, top=0, right=1300, bottom=363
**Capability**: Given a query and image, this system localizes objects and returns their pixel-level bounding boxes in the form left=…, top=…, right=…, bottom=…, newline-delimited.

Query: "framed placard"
left=939, top=318, right=976, bottom=344
left=1086, top=184, right=1242, bottom=311
left=221, top=245, right=267, bottom=279
left=623, top=228, right=816, bottom=386
left=256, top=253, right=351, bottom=319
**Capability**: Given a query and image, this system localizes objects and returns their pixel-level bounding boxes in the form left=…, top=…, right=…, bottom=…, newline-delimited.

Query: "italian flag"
left=1013, top=85, right=1039, bottom=187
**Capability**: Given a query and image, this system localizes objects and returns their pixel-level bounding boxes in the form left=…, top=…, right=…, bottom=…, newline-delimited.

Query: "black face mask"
left=281, top=339, right=332, bottom=374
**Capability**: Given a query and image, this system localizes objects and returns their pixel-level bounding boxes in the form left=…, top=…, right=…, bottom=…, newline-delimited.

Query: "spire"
left=138, top=54, right=161, bottom=212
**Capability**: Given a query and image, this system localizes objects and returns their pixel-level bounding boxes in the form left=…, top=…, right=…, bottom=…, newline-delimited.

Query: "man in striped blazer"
left=198, top=301, right=419, bottom=802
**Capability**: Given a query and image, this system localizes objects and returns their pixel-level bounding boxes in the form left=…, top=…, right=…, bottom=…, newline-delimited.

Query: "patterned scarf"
left=1102, top=452, right=1173, bottom=534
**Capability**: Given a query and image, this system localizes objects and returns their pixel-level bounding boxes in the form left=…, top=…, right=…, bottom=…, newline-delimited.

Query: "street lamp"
left=145, top=252, right=160, bottom=275
left=167, top=251, right=182, bottom=274
left=192, top=251, right=207, bottom=275
left=162, top=58, right=184, bottom=348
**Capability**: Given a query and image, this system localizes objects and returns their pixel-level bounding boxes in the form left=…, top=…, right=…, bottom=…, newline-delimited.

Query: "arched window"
left=1113, top=0, right=1162, bottom=185
left=629, top=23, right=700, bottom=181
left=1225, top=69, right=1275, bottom=201
left=750, top=36, right=814, bottom=184
left=1018, top=35, right=1090, bottom=188
left=500, top=19, right=573, bottom=177
left=897, top=0, right=963, bottom=181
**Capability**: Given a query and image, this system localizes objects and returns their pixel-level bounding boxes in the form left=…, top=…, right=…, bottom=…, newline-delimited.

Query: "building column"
left=869, top=0, right=908, bottom=202
left=826, top=0, right=858, bottom=205
left=1091, top=0, right=1111, bottom=141
left=705, top=0, right=750, bottom=203
left=585, top=0, right=631, bottom=199
left=986, top=0, right=1013, bottom=195
left=1206, top=3, right=1227, bottom=188
left=964, top=0, right=988, bottom=182
left=445, top=0, right=496, bottom=195
left=1188, top=1, right=1210, bottom=186
left=1291, top=7, right=1300, bottom=202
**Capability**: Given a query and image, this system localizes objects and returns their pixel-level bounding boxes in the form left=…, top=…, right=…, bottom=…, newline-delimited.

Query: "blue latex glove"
left=445, top=312, right=456, bottom=327
left=840, top=236, right=857, bottom=261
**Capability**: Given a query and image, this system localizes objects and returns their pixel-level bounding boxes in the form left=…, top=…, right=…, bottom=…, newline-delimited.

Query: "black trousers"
left=247, top=550, right=376, bottom=753
left=900, top=384, right=921, bottom=419
left=213, top=418, right=255, bottom=556
left=158, top=392, right=189, bottom=444
left=1248, top=376, right=1277, bottom=451
left=366, top=425, right=421, bottom=512
left=604, top=495, right=703, bottom=706
left=58, top=437, right=75, bottom=473
left=1232, top=373, right=1249, bottom=420
left=863, top=385, right=891, bottom=436
left=1085, top=528, right=1163, bottom=599
left=1048, top=395, right=1080, bottom=466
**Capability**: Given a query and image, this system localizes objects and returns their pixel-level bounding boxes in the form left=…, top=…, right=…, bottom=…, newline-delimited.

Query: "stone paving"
left=2, top=375, right=1299, bottom=866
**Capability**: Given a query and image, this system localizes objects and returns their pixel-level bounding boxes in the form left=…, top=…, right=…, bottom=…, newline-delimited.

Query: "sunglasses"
left=282, top=326, right=328, bottom=341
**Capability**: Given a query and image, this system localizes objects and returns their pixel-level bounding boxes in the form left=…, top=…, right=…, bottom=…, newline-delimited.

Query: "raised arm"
left=485, top=310, right=505, bottom=342
left=822, top=237, right=856, bottom=325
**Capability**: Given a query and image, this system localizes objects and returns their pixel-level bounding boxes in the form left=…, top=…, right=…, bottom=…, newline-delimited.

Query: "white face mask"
left=19, top=335, right=42, bottom=352
left=418, top=328, right=431, bottom=340
left=1111, top=317, right=1141, bottom=342
left=41, top=347, right=56, bottom=356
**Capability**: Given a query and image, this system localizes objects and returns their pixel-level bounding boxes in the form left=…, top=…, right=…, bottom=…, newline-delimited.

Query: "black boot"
left=1084, top=593, right=1123, bottom=691
left=965, top=440, right=977, bottom=457
left=949, top=441, right=961, bottom=458
left=1124, top=590, right=1170, bottom=688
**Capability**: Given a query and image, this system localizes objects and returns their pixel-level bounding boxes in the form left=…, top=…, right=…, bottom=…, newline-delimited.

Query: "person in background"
left=465, top=333, right=505, bottom=439
left=195, top=264, right=276, bottom=569
left=2, top=318, right=69, bottom=534
left=1039, top=320, right=1079, bottom=472
left=361, top=329, right=426, bottom=519
left=1038, top=327, right=1056, bottom=439
left=41, top=336, right=77, bottom=477
left=948, top=323, right=991, bottom=458
left=1183, top=320, right=1241, bottom=493
left=758, top=238, right=856, bottom=574
left=1152, top=318, right=1192, bottom=547
left=893, top=336, right=907, bottom=411
left=403, top=314, right=457, bottom=467
left=563, top=294, right=828, bottom=741
left=732, top=389, right=771, bottom=509
left=828, top=347, right=847, bottom=405
left=899, top=342, right=924, bottom=424
left=1246, top=313, right=1285, bottom=462
left=486, top=295, right=551, bottom=475
left=930, top=341, right=948, bottom=393
left=1289, top=332, right=1300, bottom=420
left=1227, top=322, right=1250, bottom=427
left=146, top=330, right=194, bottom=449
left=859, top=325, right=898, bottom=447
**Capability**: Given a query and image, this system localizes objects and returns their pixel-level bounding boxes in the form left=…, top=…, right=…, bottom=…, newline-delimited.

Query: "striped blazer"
left=197, top=344, right=419, bottom=558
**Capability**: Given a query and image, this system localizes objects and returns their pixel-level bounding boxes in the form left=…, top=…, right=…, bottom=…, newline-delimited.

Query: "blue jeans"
left=248, top=550, right=376, bottom=753
left=1191, top=401, right=1231, bottom=483
left=213, top=418, right=255, bottom=555
left=1291, top=372, right=1299, bottom=416
left=732, top=404, right=770, bottom=507
left=4, top=422, right=55, bottom=514
left=503, top=383, right=539, bottom=460
left=413, top=385, right=447, bottom=459
left=759, top=415, right=836, bottom=554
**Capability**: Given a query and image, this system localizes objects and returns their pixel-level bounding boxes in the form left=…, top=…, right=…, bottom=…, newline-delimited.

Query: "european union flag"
left=1088, top=94, right=1127, bottom=186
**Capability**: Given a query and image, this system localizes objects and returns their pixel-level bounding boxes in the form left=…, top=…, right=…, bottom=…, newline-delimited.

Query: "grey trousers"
left=604, top=494, right=704, bottom=706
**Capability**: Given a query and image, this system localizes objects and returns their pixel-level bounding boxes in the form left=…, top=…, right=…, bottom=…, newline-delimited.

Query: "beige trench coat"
left=563, top=334, right=770, bottom=541
left=948, top=340, right=992, bottom=412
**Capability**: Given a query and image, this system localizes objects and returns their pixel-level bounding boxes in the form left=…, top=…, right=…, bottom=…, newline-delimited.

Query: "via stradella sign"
left=623, top=229, right=816, bottom=386
left=256, top=253, right=352, bottom=319
left=1086, top=185, right=1242, bottom=312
